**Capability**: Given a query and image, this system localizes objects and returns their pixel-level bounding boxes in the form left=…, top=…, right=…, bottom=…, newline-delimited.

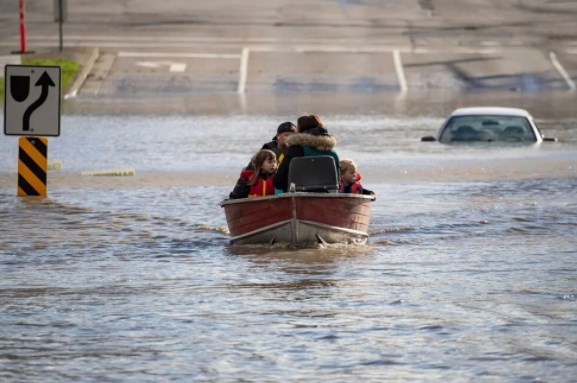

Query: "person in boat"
left=245, top=121, right=297, bottom=170
left=339, top=159, right=375, bottom=196
left=229, top=149, right=278, bottom=199
left=273, top=114, right=339, bottom=192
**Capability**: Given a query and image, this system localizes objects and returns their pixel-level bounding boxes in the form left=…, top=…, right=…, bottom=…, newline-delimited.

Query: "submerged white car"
left=421, top=107, right=557, bottom=143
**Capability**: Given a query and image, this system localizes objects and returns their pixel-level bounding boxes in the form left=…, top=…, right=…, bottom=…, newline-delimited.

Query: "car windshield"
left=439, top=115, right=537, bottom=143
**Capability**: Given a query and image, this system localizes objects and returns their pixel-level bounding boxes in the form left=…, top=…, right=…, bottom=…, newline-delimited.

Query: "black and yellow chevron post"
left=17, top=137, right=48, bottom=197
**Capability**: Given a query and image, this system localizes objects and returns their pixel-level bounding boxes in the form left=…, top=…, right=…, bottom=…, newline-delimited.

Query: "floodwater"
left=1, top=99, right=577, bottom=382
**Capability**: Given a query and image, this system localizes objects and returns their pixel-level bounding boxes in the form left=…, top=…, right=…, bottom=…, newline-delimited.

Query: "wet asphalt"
left=0, top=0, right=576, bottom=114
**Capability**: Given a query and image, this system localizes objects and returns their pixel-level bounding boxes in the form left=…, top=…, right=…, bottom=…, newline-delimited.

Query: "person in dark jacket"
left=273, top=115, right=339, bottom=192
left=245, top=121, right=296, bottom=170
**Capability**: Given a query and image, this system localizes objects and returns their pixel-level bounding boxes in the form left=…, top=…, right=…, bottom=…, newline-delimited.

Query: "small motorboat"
left=221, top=192, right=374, bottom=247
left=222, top=155, right=375, bottom=247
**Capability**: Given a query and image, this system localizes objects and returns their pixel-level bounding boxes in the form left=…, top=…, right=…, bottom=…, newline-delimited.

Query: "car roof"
left=450, top=107, right=532, bottom=118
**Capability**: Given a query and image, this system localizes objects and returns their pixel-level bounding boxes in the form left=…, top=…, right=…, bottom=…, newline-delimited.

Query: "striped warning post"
left=18, top=137, right=48, bottom=197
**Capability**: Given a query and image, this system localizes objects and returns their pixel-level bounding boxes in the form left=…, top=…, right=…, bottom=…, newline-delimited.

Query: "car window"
left=439, top=115, right=536, bottom=143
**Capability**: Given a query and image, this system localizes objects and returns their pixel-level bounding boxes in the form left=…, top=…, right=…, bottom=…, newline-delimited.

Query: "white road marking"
left=135, top=61, right=186, bottom=72
left=237, top=48, right=250, bottom=94
left=289, top=46, right=410, bottom=53
left=249, top=45, right=500, bottom=55
left=169, top=63, right=186, bottom=72
left=119, top=52, right=240, bottom=59
left=135, top=62, right=161, bottom=68
left=393, top=50, right=408, bottom=93
left=135, top=61, right=187, bottom=72
left=0, top=36, right=502, bottom=54
left=16, top=34, right=404, bottom=45
left=27, top=34, right=575, bottom=55
left=549, top=52, right=576, bottom=92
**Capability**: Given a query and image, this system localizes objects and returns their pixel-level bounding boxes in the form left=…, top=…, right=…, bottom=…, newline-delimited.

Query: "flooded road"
left=1, top=105, right=576, bottom=382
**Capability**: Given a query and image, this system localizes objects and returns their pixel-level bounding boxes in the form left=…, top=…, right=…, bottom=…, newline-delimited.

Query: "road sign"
left=4, top=65, right=61, bottom=137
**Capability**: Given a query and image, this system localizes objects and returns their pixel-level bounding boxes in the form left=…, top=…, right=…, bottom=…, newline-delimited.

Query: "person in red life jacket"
left=339, top=159, right=375, bottom=196
left=229, top=149, right=278, bottom=199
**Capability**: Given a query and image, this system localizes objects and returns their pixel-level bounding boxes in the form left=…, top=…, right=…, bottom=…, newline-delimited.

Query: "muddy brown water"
left=1, top=94, right=576, bottom=382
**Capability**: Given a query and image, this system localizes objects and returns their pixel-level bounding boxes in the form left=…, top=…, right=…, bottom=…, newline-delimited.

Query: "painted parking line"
left=170, top=63, right=187, bottom=72
left=0, top=36, right=501, bottom=55
left=0, top=41, right=244, bottom=49
left=15, top=34, right=404, bottom=45
left=393, top=50, right=407, bottom=93
left=135, top=61, right=187, bottom=73
left=118, top=52, right=240, bottom=59
left=549, top=52, right=576, bottom=91
left=118, top=50, right=249, bottom=92
left=237, top=48, right=250, bottom=94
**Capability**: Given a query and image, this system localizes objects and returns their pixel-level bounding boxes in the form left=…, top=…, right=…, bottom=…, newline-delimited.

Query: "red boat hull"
left=221, top=193, right=374, bottom=246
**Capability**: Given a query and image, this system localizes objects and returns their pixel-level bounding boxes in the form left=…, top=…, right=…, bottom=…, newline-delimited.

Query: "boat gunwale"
left=220, top=192, right=375, bottom=207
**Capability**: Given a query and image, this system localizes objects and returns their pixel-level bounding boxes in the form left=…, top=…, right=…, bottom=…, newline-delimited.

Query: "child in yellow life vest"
left=339, top=159, right=375, bottom=196
left=229, top=149, right=278, bottom=199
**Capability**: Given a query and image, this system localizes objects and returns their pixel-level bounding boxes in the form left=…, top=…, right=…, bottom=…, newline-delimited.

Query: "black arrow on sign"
left=22, top=71, right=56, bottom=132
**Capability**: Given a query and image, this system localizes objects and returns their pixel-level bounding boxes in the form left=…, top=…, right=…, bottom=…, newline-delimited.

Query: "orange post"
left=19, top=0, right=27, bottom=53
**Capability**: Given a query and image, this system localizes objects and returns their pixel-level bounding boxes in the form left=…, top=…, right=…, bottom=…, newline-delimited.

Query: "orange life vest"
left=241, top=170, right=275, bottom=198
left=339, top=173, right=363, bottom=194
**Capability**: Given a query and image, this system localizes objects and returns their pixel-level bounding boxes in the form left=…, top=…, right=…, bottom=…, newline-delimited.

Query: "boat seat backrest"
left=287, top=156, right=339, bottom=193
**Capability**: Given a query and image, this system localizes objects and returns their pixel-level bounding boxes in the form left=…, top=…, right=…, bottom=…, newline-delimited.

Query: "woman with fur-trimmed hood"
left=273, top=115, right=339, bottom=192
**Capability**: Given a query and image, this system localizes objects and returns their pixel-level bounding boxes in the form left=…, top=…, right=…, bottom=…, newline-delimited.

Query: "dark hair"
left=297, top=115, right=324, bottom=133
left=277, top=121, right=297, bottom=134
left=273, top=121, right=297, bottom=141
left=249, top=149, right=277, bottom=185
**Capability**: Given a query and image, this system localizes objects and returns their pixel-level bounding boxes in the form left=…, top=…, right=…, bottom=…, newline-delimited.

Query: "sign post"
left=53, top=0, right=68, bottom=52
left=4, top=65, right=61, bottom=196
left=17, top=137, right=47, bottom=196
